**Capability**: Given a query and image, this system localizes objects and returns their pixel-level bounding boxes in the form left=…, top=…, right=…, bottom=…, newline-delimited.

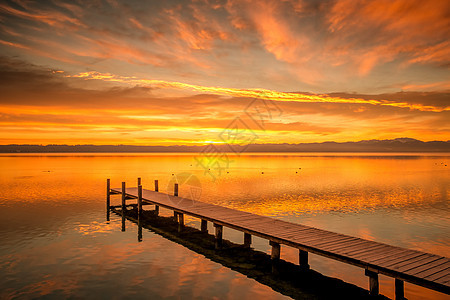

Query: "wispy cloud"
left=0, top=0, right=448, bottom=93
left=67, top=71, right=449, bottom=112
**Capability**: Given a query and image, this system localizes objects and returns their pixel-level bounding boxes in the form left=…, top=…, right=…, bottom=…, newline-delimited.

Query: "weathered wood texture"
left=111, top=186, right=450, bottom=295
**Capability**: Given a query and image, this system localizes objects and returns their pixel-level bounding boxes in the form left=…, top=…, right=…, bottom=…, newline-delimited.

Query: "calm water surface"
left=0, top=153, right=449, bottom=299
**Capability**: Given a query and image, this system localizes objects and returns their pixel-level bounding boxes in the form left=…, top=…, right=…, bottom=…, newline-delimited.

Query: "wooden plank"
left=335, top=240, right=382, bottom=254
left=417, top=264, right=450, bottom=279
left=423, top=267, right=450, bottom=281
left=408, top=259, right=450, bottom=276
left=306, top=237, right=361, bottom=252
left=264, top=227, right=314, bottom=239
left=320, top=239, right=369, bottom=252
left=262, top=224, right=311, bottom=235
left=343, top=243, right=392, bottom=258
left=293, top=233, right=348, bottom=247
left=220, top=213, right=257, bottom=221
left=264, top=224, right=316, bottom=235
left=234, top=218, right=277, bottom=228
left=285, top=227, right=332, bottom=238
left=391, top=255, right=443, bottom=273
left=270, top=226, right=313, bottom=235
left=305, top=234, right=353, bottom=247
left=310, top=235, right=356, bottom=246
left=378, top=253, right=429, bottom=269
left=350, top=245, right=400, bottom=261
left=369, top=249, right=423, bottom=265
left=310, top=237, right=359, bottom=252
left=387, top=253, right=436, bottom=270
left=363, top=246, right=408, bottom=262
left=435, top=274, right=450, bottom=285
left=224, top=214, right=268, bottom=222
left=286, top=229, right=334, bottom=241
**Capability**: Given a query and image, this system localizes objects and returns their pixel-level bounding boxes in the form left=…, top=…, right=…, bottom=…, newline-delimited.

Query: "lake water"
left=0, top=153, right=448, bottom=299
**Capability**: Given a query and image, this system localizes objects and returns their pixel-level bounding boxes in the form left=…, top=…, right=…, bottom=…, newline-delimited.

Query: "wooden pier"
left=107, top=179, right=450, bottom=299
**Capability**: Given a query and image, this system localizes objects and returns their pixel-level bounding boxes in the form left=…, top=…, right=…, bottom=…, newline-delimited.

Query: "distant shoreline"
left=1, top=138, right=449, bottom=153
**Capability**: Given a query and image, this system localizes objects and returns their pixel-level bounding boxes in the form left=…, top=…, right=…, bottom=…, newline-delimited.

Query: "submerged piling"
left=106, top=179, right=110, bottom=221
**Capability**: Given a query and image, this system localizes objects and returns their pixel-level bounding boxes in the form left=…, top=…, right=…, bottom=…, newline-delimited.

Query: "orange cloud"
left=0, top=2, right=85, bottom=29
left=67, top=71, right=450, bottom=112
left=326, top=0, right=450, bottom=73
left=1, top=0, right=448, bottom=93
left=0, top=39, right=30, bottom=50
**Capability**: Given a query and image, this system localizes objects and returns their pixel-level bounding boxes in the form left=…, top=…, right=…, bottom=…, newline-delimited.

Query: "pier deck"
left=109, top=182, right=449, bottom=299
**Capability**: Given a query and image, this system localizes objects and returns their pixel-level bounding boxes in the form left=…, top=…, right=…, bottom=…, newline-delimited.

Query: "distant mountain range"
left=1, top=138, right=449, bottom=153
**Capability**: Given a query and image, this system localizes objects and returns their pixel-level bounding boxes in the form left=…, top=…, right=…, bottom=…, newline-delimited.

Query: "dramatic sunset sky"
left=0, top=0, right=449, bottom=145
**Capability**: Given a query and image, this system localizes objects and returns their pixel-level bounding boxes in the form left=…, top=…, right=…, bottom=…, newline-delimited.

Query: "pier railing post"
left=154, top=180, right=159, bottom=215
left=173, top=183, right=179, bottom=221
left=299, top=250, right=310, bottom=270
left=138, top=185, right=143, bottom=217
left=365, top=269, right=379, bottom=296
left=214, top=224, right=223, bottom=249
left=121, top=182, right=126, bottom=211
left=121, top=181, right=126, bottom=232
left=137, top=177, right=141, bottom=186
left=106, top=179, right=110, bottom=221
left=270, top=241, right=281, bottom=275
left=201, top=219, right=208, bottom=233
left=137, top=184, right=143, bottom=241
left=244, top=233, right=252, bottom=248
left=395, top=279, right=405, bottom=300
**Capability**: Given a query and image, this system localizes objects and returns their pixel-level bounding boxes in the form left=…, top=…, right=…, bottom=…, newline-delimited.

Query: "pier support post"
left=137, top=184, right=143, bottom=241
left=201, top=219, right=208, bottom=233
left=270, top=241, right=281, bottom=274
left=214, top=224, right=223, bottom=249
left=178, top=213, right=184, bottom=232
left=365, top=269, right=379, bottom=296
left=121, top=182, right=126, bottom=211
left=106, top=179, right=110, bottom=221
left=154, top=180, right=160, bottom=215
left=174, top=211, right=179, bottom=222
left=138, top=185, right=143, bottom=217
left=299, top=250, right=310, bottom=270
left=395, top=279, right=406, bottom=300
left=174, top=183, right=178, bottom=196
left=244, top=233, right=252, bottom=248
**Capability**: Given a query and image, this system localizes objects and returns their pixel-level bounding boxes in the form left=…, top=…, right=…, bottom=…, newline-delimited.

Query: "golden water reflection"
left=0, top=153, right=448, bottom=299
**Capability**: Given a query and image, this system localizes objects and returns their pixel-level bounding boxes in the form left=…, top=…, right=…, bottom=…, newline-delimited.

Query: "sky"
left=0, top=0, right=449, bottom=145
